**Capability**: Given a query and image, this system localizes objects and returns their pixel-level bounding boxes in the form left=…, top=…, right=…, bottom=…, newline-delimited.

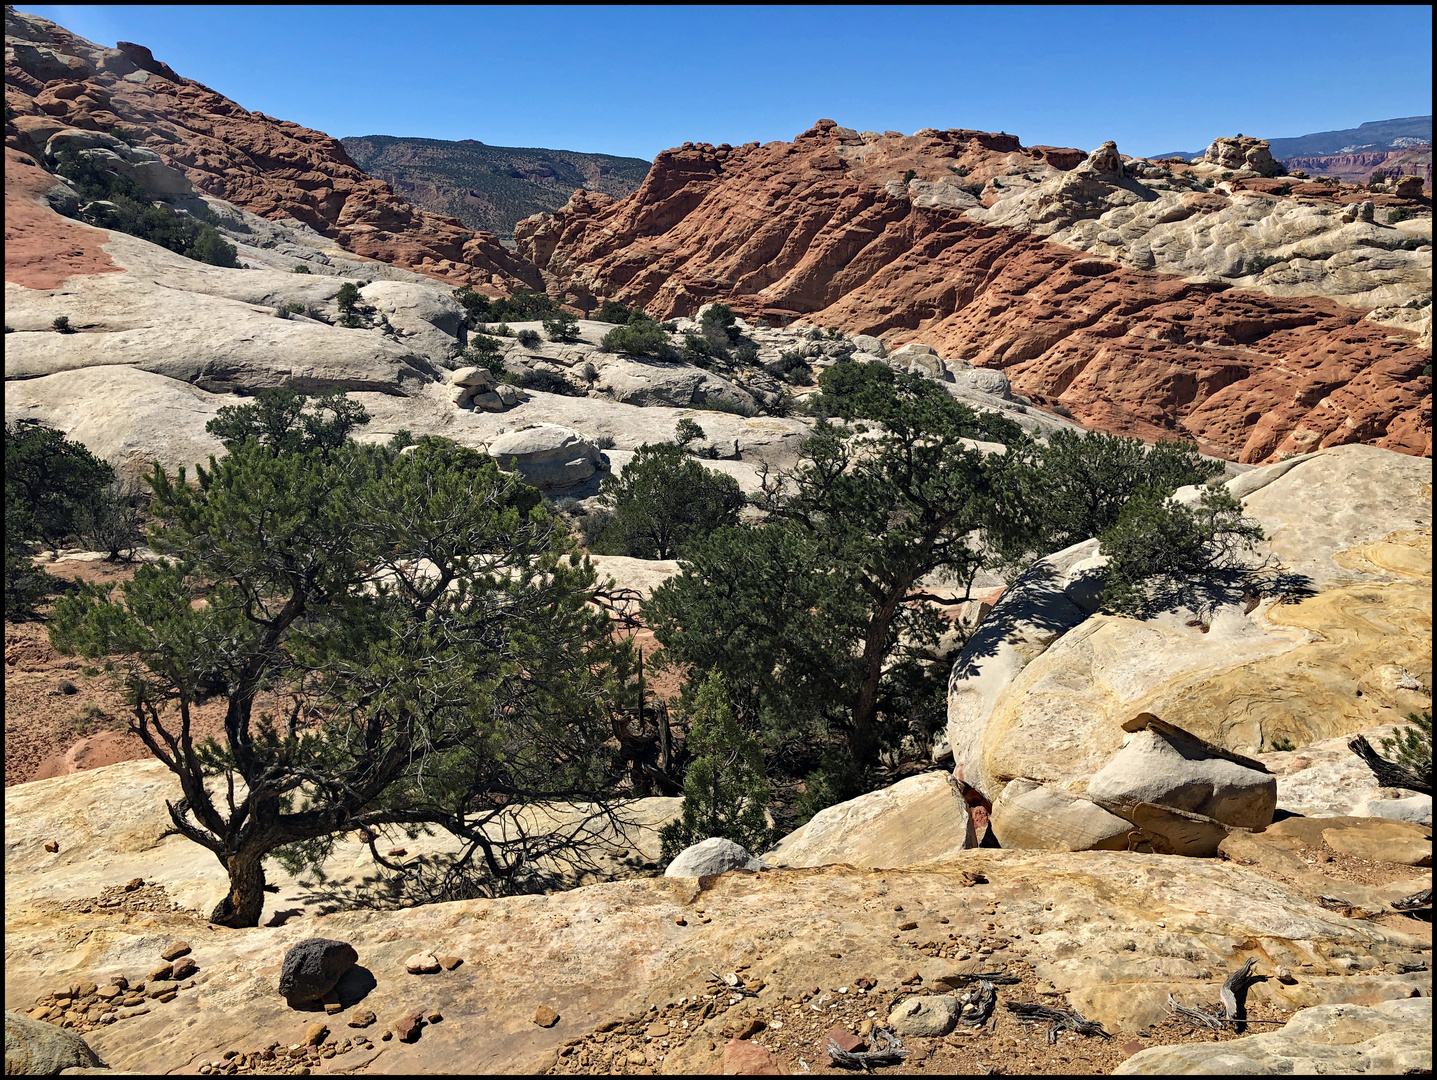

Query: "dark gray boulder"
left=278, top=937, right=358, bottom=1007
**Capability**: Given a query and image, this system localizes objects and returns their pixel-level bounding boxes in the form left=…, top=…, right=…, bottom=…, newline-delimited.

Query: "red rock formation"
left=4, top=145, right=123, bottom=288
left=3, top=9, right=539, bottom=295
left=1282, top=146, right=1433, bottom=186
left=517, top=122, right=1431, bottom=463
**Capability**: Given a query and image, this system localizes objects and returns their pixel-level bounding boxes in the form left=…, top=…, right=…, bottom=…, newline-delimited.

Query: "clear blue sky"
left=24, top=5, right=1435, bottom=161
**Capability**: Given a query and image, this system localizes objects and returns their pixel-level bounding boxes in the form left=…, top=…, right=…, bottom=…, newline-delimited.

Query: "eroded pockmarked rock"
left=278, top=938, right=358, bottom=1008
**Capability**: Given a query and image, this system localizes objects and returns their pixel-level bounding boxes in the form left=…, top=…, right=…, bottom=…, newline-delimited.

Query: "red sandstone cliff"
left=1283, top=146, right=1433, bottom=186
left=3, top=8, right=539, bottom=294
left=516, top=121, right=1431, bottom=463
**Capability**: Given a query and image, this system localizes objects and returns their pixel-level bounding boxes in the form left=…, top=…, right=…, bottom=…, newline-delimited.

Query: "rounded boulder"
left=278, top=937, right=359, bottom=1008
left=664, top=837, right=757, bottom=878
left=487, top=424, right=600, bottom=489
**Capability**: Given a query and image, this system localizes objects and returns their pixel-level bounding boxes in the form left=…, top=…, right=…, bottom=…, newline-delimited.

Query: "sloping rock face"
left=947, top=444, right=1432, bottom=815
left=1115, top=997, right=1432, bottom=1075
left=3, top=8, right=538, bottom=293
left=4, top=760, right=1431, bottom=1073
left=517, top=120, right=1430, bottom=463
left=764, top=771, right=976, bottom=869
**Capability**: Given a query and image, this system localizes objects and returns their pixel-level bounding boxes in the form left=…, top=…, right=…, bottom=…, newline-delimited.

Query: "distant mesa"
left=341, top=134, right=651, bottom=238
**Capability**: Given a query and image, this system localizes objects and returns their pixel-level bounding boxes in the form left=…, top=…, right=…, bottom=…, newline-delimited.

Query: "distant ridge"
left=341, top=135, right=651, bottom=238
left=1146, top=115, right=1431, bottom=162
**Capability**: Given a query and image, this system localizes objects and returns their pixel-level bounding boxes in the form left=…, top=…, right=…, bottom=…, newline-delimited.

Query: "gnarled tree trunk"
left=209, top=845, right=269, bottom=928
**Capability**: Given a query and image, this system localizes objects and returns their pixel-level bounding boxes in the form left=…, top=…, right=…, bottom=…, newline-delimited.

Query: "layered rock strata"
left=516, top=121, right=1431, bottom=462
left=3, top=8, right=538, bottom=292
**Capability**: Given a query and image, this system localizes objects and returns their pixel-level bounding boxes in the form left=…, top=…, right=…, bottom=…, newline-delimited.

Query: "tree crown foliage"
left=55, top=148, right=238, bottom=268
left=49, top=403, right=624, bottom=926
left=1099, top=487, right=1265, bottom=615
left=659, top=672, right=774, bottom=859
left=590, top=442, right=744, bottom=560
left=205, top=388, right=371, bottom=458
left=601, top=318, right=679, bottom=362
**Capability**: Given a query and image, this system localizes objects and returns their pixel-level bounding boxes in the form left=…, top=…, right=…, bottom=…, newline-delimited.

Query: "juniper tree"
left=50, top=403, right=626, bottom=928
left=659, top=672, right=773, bottom=858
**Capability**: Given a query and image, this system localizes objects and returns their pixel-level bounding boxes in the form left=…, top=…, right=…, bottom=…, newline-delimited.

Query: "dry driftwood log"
left=958, top=979, right=997, bottom=1027
left=1003, top=1001, right=1110, bottom=1043
left=1346, top=735, right=1431, bottom=794
left=826, top=1025, right=909, bottom=1069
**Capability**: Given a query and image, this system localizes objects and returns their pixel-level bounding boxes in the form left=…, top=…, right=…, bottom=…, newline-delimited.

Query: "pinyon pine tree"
left=660, top=672, right=773, bottom=859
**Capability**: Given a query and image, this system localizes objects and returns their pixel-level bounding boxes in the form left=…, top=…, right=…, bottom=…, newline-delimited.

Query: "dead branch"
left=1392, top=888, right=1432, bottom=912
left=1219, top=957, right=1265, bottom=1033
left=958, top=979, right=998, bottom=1028
left=1165, top=993, right=1225, bottom=1031
left=826, top=1026, right=909, bottom=1070
left=1346, top=735, right=1431, bottom=795
left=1002, top=1001, right=1110, bottom=1044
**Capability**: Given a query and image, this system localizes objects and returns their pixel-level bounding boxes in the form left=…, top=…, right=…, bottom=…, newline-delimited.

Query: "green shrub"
left=902, top=169, right=917, bottom=184
left=518, top=367, right=581, bottom=396
left=1051, top=404, right=1075, bottom=418
left=702, top=396, right=758, bottom=417
left=292, top=263, right=312, bottom=274
left=658, top=672, right=774, bottom=860
left=284, top=301, right=306, bottom=315
left=674, top=418, right=706, bottom=451
left=52, top=315, right=74, bottom=333
left=334, top=282, right=362, bottom=313
left=1398, top=237, right=1426, bottom=251
left=542, top=309, right=580, bottom=343
left=581, top=361, right=599, bottom=383
left=699, top=303, right=738, bottom=351
left=452, top=286, right=492, bottom=322
left=601, top=320, right=678, bottom=361
left=793, top=751, right=867, bottom=828
left=516, top=328, right=541, bottom=348
left=55, top=146, right=237, bottom=267
left=463, top=334, right=507, bottom=376
left=1381, top=710, right=1432, bottom=782
left=1268, top=736, right=1297, bottom=752
left=680, top=333, right=715, bottom=367
left=488, top=290, right=555, bottom=322
left=595, top=299, right=639, bottom=324
left=1388, top=207, right=1410, bottom=225
left=1100, top=488, right=1265, bottom=616
left=1243, top=253, right=1285, bottom=276
left=765, top=349, right=813, bottom=385
left=1369, top=170, right=1387, bottom=188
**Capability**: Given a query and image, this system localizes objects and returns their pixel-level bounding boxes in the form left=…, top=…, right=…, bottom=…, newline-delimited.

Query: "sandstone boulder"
left=487, top=424, right=601, bottom=489
left=988, top=778, right=1132, bottom=852
left=766, top=772, right=976, bottom=869
left=278, top=938, right=359, bottom=1008
left=1394, top=175, right=1424, bottom=198
left=4, top=1011, right=104, bottom=1074
left=950, top=447, right=1431, bottom=805
left=664, top=837, right=756, bottom=878
left=1085, top=718, right=1277, bottom=830
left=1114, top=997, right=1432, bottom=1075
left=886, top=994, right=959, bottom=1038
left=1202, top=136, right=1283, bottom=177
left=359, top=281, right=464, bottom=363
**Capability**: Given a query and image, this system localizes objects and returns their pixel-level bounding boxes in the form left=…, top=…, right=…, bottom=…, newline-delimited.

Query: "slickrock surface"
left=517, top=121, right=1430, bottom=462
left=4, top=758, right=1431, bottom=1075
left=3, top=8, right=538, bottom=293
left=948, top=444, right=1432, bottom=805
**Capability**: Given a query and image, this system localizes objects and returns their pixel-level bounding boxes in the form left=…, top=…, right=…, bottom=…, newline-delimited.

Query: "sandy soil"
left=3, top=555, right=229, bottom=787
left=5, top=147, right=124, bottom=290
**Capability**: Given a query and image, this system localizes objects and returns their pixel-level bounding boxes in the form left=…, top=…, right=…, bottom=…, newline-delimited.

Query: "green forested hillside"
left=341, top=135, right=650, bottom=238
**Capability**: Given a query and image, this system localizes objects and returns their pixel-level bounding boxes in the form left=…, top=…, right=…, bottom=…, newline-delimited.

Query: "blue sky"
left=25, top=5, right=1434, bottom=161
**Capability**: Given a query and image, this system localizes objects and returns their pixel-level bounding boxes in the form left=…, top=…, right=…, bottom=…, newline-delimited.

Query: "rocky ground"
left=3, top=780, right=1430, bottom=1075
